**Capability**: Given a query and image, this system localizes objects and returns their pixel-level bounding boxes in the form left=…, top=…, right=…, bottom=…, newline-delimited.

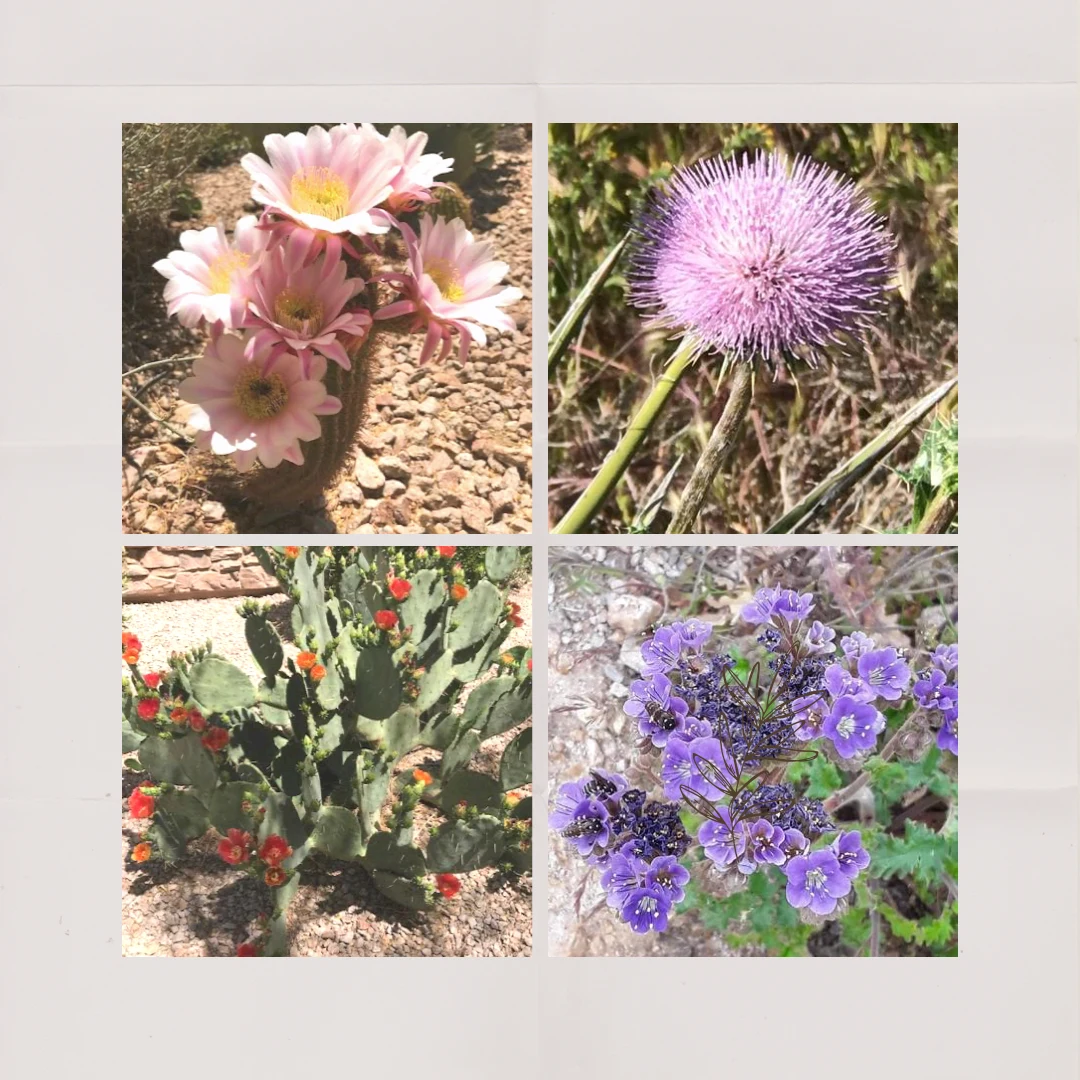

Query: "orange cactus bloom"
left=450, top=583, right=469, bottom=602
left=296, top=651, right=317, bottom=670
left=129, top=785, right=156, bottom=819
left=436, top=546, right=456, bottom=557
left=218, top=829, right=252, bottom=865
left=187, top=708, right=207, bottom=732
left=374, top=610, right=398, bottom=631
left=310, top=664, right=326, bottom=681
left=413, top=769, right=434, bottom=786
left=388, top=577, right=412, bottom=601
left=132, top=842, right=152, bottom=863
left=264, top=866, right=287, bottom=887
left=258, top=834, right=293, bottom=866
left=236, top=942, right=258, bottom=956
left=169, top=706, right=190, bottom=725
left=201, top=726, right=230, bottom=752
left=284, top=546, right=300, bottom=559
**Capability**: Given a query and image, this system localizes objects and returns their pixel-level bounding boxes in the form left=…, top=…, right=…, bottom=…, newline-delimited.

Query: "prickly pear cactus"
left=121, top=545, right=532, bottom=956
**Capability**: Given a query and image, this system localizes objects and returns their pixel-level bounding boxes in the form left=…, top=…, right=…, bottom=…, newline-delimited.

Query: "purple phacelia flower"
left=670, top=618, right=713, bottom=650
left=645, top=855, right=691, bottom=904
left=640, top=626, right=682, bottom=676
left=774, top=589, right=815, bottom=623
left=698, top=808, right=749, bottom=867
left=622, top=885, right=671, bottom=934
left=548, top=769, right=628, bottom=831
left=805, top=620, right=837, bottom=655
left=623, top=673, right=690, bottom=747
left=785, top=848, right=852, bottom=915
left=746, top=819, right=788, bottom=866
left=913, top=667, right=953, bottom=709
left=938, top=705, right=958, bottom=755
left=831, top=830, right=871, bottom=879
left=824, top=663, right=874, bottom=703
left=822, top=696, right=883, bottom=759
left=782, top=828, right=810, bottom=860
left=741, top=586, right=784, bottom=626
left=628, top=152, right=893, bottom=366
left=856, top=648, right=911, bottom=701
left=661, top=736, right=735, bottom=800
left=840, top=631, right=876, bottom=659
left=600, top=851, right=648, bottom=910
left=555, top=798, right=611, bottom=855
left=790, top=693, right=829, bottom=741
left=932, top=644, right=959, bottom=672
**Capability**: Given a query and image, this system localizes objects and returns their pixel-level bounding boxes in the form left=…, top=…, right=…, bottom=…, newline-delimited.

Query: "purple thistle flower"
left=784, top=848, right=852, bottom=915
left=600, top=851, right=648, bottom=910
left=856, top=648, right=911, bottom=701
left=840, top=631, right=876, bottom=659
left=640, top=626, right=683, bottom=676
left=746, top=819, right=788, bottom=866
left=782, top=828, right=810, bottom=860
left=805, top=620, right=837, bottom=655
left=932, top=644, right=959, bottom=672
left=645, top=855, right=691, bottom=904
left=628, top=152, right=893, bottom=365
left=822, top=696, right=883, bottom=759
left=913, top=667, right=952, bottom=709
left=830, top=830, right=871, bottom=879
left=698, top=809, right=749, bottom=867
left=670, top=618, right=713, bottom=650
left=621, top=885, right=672, bottom=934
left=790, top=693, right=829, bottom=741
left=623, top=673, right=690, bottom=747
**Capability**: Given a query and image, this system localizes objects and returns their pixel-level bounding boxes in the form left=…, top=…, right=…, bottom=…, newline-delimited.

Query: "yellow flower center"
left=274, top=290, right=325, bottom=336
left=425, top=257, right=465, bottom=303
left=208, top=250, right=251, bottom=294
left=290, top=166, right=350, bottom=220
left=234, top=367, right=289, bottom=421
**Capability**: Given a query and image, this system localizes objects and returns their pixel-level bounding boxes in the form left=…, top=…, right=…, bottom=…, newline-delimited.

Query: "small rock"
left=384, top=480, right=407, bottom=498
left=378, top=455, right=411, bottom=482
left=338, top=481, right=363, bottom=505
left=201, top=500, right=226, bottom=524
left=354, top=451, right=386, bottom=494
left=607, top=593, right=663, bottom=635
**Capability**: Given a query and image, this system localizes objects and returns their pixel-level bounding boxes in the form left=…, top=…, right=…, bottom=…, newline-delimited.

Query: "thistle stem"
left=666, top=360, right=754, bottom=534
left=552, top=336, right=698, bottom=534
left=914, top=488, right=958, bottom=534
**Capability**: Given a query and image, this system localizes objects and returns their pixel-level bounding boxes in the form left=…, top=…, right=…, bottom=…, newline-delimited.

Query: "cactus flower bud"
left=310, top=664, right=326, bottom=682
left=413, top=769, right=433, bottom=786
left=129, top=785, right=156, bottom=819
left=374, top=610, right=399, bottom=631
left=435, top=873, right=461, bottom=898
left=237, top=942, right=258, bottom=956
left=436, top=546, right=456, bottom=558
left=284, top=547, right=300, bottom=559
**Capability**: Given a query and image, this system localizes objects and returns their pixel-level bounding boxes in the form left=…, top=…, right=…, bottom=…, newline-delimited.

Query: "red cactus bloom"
left=236, top=942, right=258, bottom=956
left=507, top=601, right=524, bottom=628
left=201, top=726, right=230, bottom=752
left=527, top=658, right=533, bottom=672
left=143, top=672, right=162, bottom=689
left=435, top=873, right=462, bottom=898
left=413, top=768, right=433, bottom=786
left=450, top=583, right=469, bottom=602
left=296, top=651, right=317, bottom=670
left=311, top=664, right=327, bottom=682
left=132, top=842, right=152, bottom=863
left=218, top=829, right=252, bottom=865
left=122, top=631, right=142, bottom=654
left=388, top=577, right=412, bottom=601
left=436, top=546, right=456, bottom=558
left=258, top=834, right=293, bottom=866
left=264, top=866, right=287, bottom=887
left=188, top=708, right=207, bottom=732
left=137, top=697, right=160, bottom=720
left=374, top=610, right=398, bottom=631
left=169, top=706, right=190, bottom=725
left=129, top=785, right=156, bottom=819
left=122, top=652, right=139, bottom=664
left=284, top=546, right=300, bottom=559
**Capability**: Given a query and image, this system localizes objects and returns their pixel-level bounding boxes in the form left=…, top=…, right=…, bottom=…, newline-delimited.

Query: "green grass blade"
left=547, top=233, right=629, bottom=375
left=765, top=377, right=958, bottom=534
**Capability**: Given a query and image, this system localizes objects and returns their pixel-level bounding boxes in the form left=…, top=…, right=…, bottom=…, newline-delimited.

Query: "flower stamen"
left=234, top=367, right=289, bottom=421
left=289, top=166, right=350, bottom=220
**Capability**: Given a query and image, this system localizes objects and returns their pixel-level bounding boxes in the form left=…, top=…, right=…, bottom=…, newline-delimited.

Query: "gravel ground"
left=122, top=124, right=533, bottom=535
left=122, top=576, right=533, bottom=957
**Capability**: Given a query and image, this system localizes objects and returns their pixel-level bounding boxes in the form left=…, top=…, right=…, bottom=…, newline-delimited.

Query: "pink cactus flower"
left=241, top=125, right=400, bottom=251
left=179, top=332, right=341, bottom=471
left=361, top=124, right=453, bottom=213
left=243, top=232, right=371, bottom=373
left=152, top=217, right=268, bottom=329
left=374, top=216, right=522, bottom=364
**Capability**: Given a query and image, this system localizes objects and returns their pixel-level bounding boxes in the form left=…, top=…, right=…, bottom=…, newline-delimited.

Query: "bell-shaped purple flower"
left=790, top=694, right=829, bottom=741
left=741, top=586, right=783, bottom=626
left=830, top=830, right=870, bottom=878
left=913, top=667, right=951, bottom=709
left=824, top=663, right=874, bottom=704
left=822, top=695, right=883, bottom=759
left=782, top=828, right=810, bottom=860
left=840, top=631, right=876, bottom=659
left=621, top=885, right=672, bottom=934
left=661, top=736, right=735, bottom=800
left=774, top=589, right=815, bottom=623
left=937, top=705, right=958, bottom=755
left=554, top=798, right=611, bottom=855
left=670, top=618, right=713, bottom=650
left=698, top=808, right=748, bottom=867
left=746, top=819, right=787, bottom=866
left=931, top=644, right=959, bottom=672
left=805, top=620, right=837, bottom=655
left=784, top=848, right=852, bottom=915
left=856, top=648, right=911, bottom=701
left=600, top=850, right=648, bottom=910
